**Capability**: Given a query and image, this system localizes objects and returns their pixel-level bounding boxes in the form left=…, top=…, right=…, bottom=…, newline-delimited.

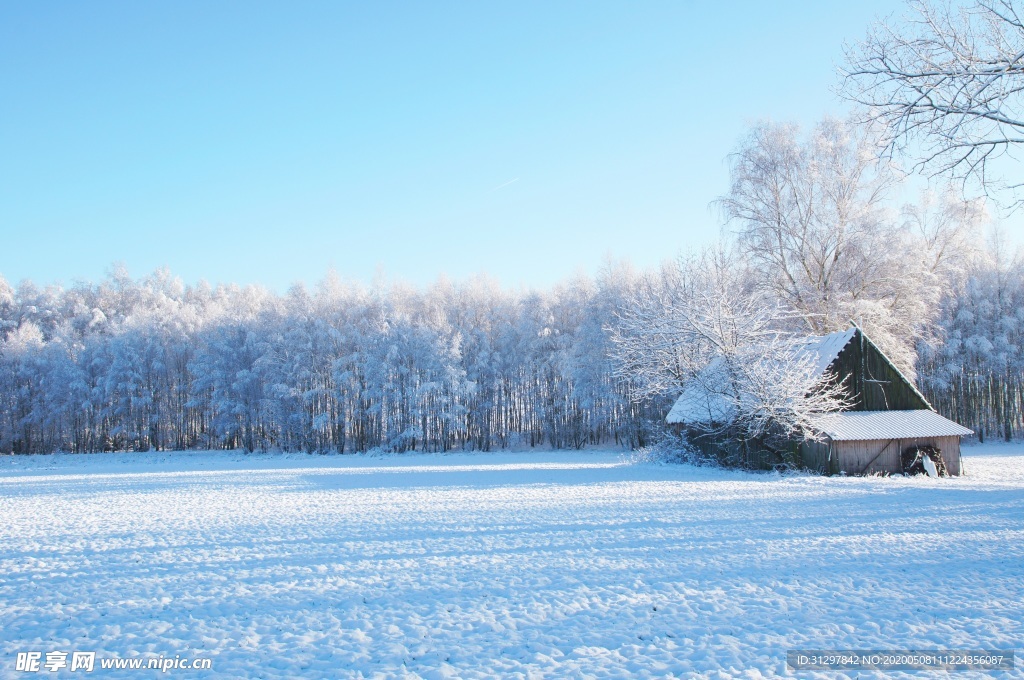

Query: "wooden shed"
left=800, top=410, right=972, bottom=475
left=666, top=325, right=974, bottom=475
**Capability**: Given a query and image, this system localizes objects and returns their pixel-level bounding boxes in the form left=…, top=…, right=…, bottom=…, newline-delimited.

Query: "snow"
left=802, top=327, right=856, bottom=376
left=665, top=357, right=734, bottom=425
left=1, top=444, right=1022, bottom=679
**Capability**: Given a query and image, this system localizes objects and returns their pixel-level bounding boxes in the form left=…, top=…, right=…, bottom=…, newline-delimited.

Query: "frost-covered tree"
left=918, top=229, right=1024, bottom=440
left=719, top=117, right=985, bottom=375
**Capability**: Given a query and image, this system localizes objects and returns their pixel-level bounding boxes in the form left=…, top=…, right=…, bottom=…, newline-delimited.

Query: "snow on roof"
left=802, top=327, right=856, bottom=376
left=810, top=410, right=973, bottom=441
left=665, top=328, right=857, bottom=425
left=665, top=358, right=733, bottom=425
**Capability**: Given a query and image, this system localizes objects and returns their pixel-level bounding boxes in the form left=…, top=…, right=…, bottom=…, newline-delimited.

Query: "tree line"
left=0, top=266, right=667, bottom=454
left=1, top=219, right=1019, bottom=456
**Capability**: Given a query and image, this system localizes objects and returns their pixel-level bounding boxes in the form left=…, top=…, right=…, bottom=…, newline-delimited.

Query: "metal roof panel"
left=811, top=410, right=973, bottom=441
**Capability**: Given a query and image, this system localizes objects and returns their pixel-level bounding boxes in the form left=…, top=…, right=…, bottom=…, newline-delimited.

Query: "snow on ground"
left=0, top=443, right=1022, bottom=679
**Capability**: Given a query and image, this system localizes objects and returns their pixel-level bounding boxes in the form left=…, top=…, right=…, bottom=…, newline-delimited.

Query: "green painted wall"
left=828, top=329, right=931, bottom=411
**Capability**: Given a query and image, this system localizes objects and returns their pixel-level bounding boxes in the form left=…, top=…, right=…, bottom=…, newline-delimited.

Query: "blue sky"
left=2, top=1, right=1008, bottom=291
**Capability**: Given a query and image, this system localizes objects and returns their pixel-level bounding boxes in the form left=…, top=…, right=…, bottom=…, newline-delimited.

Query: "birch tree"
left=719, top=117, right=984, bottom=375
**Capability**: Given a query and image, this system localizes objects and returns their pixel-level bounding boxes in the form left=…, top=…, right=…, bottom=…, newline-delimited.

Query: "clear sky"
left=2, top=1, right=1013, bottom=292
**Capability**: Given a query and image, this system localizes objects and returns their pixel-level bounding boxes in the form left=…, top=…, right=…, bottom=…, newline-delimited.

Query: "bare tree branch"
left=841, top=0, right=1024, bottom=206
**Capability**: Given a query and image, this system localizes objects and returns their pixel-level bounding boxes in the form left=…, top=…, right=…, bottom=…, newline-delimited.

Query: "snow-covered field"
left=1, top=444, right=1022, bottom=679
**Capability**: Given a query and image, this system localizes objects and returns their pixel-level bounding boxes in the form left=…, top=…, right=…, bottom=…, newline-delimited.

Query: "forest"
left=0, top=263, right=664, bottom=454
